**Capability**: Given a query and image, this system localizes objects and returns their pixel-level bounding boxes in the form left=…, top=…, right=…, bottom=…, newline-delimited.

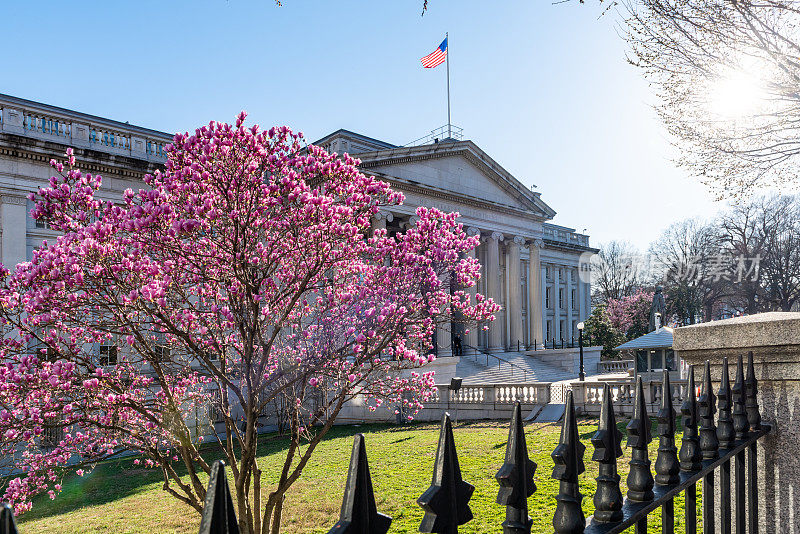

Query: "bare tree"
left=649, top=218, right=727, bottom=324
left=758, top=195, right=800, bottom=310
left=624, top=0, right=800, bottom=197
left=592, top=240, right=643, bottom=304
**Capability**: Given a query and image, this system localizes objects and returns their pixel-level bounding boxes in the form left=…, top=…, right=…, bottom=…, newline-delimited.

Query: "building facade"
left=0, top=94, right=597, bottom=359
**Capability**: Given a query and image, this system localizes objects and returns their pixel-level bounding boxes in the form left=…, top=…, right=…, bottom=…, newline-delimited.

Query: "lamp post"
left=577, top=321, right=585, bottom=381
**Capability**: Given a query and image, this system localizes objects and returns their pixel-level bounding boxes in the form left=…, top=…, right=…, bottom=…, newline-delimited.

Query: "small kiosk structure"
left=614, top=326, right=685, bottom=381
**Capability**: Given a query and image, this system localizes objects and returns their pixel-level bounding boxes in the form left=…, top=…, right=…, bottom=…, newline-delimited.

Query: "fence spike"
left=552, top=390, right=586, bottom=534
left=327, top=434, right=391, bottom=534
left=496, top=401, right=536, bottom=534
left=732, top=355, right=749, bottom=441
left=698, top=360, right=719, bottom=460
left=655, top=369, right=680, bottom=485
left=679, top=365, right=702, bottom=472
left=0, top=503, right=19, bottom=534
left=198, top=460, right=240, bottom=534
left=418, top=413, right=474, bottom=533
left=716, top=357, right=735, bottom=449
left=626, top=376, right=654, bottom=502
left=590, top=383, right=623, bottom=523
left=745, top=351, right=762, bottom=431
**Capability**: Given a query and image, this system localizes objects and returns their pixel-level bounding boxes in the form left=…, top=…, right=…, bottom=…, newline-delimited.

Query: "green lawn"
left=17, top=417, right=700, bottom=533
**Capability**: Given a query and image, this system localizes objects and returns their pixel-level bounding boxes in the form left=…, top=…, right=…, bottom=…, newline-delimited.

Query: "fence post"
left=717, top=358, right=734, bottom=534
left=680, top=365, right=702, bottom=534
left=699, top=361, right=719, bottom=534
left=496, top=402, right=536, bottom=534
left=744, top=351, right=761, bottom=534
left=327, top=434, right=391, bottom=534
left=656, top=369, right=680, bottom=533
left=732, top=355, right=748, bottom=534
left=590, top=383, right=623, bottom=523
left=0, top=503, right=19, bottom=534
left=626, top=377, right=654, bottom=533
left=551, top=390, right=585, bottom=534
left=198, top=461, right=240, bottom=534
left=418, top=414, right=474, bottom=533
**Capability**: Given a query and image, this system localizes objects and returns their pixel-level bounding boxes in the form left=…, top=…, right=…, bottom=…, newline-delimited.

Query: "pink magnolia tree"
left=606, top=290, right=654, bottom=340
left=0, top=114, right=497, bottom=534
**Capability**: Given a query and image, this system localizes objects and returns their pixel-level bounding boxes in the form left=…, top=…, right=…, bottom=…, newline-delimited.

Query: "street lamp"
left=577, top=321, right=585, bottom=381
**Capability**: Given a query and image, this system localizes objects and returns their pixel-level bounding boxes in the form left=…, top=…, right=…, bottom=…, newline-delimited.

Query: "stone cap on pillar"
left=674, top=312, right=800, bottom=353
left=673, top=312, right=800, bottom=384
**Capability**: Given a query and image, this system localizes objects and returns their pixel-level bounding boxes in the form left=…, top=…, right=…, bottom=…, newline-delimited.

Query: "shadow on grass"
left=18, top=421, right=456, bottom=523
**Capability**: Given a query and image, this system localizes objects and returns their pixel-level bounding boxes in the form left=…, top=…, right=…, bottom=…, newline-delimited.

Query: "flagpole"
left=446, top=32, right=451, bottom=139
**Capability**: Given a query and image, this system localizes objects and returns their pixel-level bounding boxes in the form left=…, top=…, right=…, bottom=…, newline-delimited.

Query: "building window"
left=154, top=344, right=170, bottom=362
left=545, top=287, right=552, bottom=309
left=41, top=418, right=64, bottom=449
left=571, top=288, right=577, bottom=308
left=559, top=320, right=565, bottom=340
left=546, top=321, right=552, bottom=341
left=636, top=350, right=648, bottom=372
left=558, top=288, right=564, bottom=308
left=99, top=344, right=118, bottom=366
left=35, top=218, right=50, bottom=229
left=546, top=265, right=551, bottom=279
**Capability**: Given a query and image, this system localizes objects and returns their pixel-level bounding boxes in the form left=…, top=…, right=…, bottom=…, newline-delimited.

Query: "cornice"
left=371, top=171, right=547, bottom=223
left=0, top=134, right=161, bottom=181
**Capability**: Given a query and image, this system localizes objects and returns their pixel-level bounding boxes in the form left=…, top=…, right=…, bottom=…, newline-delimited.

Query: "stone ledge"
left=673, top=311, right=800, bottom=352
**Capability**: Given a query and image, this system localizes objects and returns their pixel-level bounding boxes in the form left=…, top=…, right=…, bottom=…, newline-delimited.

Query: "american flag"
left=420, top=37, right=447, bottom=68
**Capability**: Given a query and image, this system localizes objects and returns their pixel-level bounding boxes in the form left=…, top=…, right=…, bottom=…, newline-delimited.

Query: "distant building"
left=0, top=94, right=597, bottom=359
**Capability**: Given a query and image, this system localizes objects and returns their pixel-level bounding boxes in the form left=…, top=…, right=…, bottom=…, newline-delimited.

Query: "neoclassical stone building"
left=0, top=94, right=596, bottom=359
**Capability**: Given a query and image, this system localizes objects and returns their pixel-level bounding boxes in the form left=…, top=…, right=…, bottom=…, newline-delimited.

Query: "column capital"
left=512, top=235, right=526, bottom=247
left=490, top=231, right=505, bottom=242
left=466, top=226, right=481, bottom=237
left=374, top=210, right=394, bottom=222
left=529, top=238, right=545, bottom=249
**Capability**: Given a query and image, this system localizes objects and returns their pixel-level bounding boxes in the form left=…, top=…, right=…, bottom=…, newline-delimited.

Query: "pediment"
left=358, top=143, right=555, bottom=220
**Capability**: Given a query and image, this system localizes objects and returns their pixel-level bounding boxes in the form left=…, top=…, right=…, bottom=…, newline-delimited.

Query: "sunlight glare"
left=709, top=69, right=768, bottom=118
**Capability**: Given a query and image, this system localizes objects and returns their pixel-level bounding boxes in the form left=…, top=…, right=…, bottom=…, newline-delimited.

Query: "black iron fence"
left=0, top=354, right=771, bottom=534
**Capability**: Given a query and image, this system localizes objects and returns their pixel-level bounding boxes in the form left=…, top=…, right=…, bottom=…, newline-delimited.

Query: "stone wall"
left=674, top=312, right=800, bottom=534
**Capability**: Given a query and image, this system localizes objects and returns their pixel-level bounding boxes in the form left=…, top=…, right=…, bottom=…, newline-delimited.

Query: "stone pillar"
left=673, top=312, right=800, bottom=534
left=540, top=261, right=547, bottom=342
left=553, top=265, right=561, bottom=342
left=566, top=267, right=574, bottom=341
left=507, top=236, right=524, bottom=351
left=464, top=228, right=480, bottom=354
left=578, top=277, right=587, bottom=323
left=1, top=195, right=28, bottom=268
left=527, top=239, right=543, bottom=349
left=370, top=211, right=393, bottom=237
left=0, top=107, right=24, bottom=133
left=486, top=231, right=504, bottom=352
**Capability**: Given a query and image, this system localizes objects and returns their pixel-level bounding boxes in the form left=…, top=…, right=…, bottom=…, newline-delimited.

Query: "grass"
left=17, top=417, right=700, bottom=533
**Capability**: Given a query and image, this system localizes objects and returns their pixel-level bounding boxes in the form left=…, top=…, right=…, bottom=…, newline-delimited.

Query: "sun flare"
left=709, top=69, right=768, bottom=118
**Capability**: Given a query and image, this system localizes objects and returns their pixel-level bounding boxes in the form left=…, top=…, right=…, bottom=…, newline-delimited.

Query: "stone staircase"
left=456, top=350, right=578, bottom=385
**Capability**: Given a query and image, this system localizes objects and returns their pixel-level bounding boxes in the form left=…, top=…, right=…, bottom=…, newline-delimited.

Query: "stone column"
left=528, top=240, right=543, bottom=348
left=566, top=267, right=574, bottom=341
left=507, top=236, right=524, bottom=351
left=540, top=261, right=547, bottom=342
left=673, top=312, right=800, bottom=534
left=1, top=195, right=28, bottom=268
left=578, top=276, right=587, bottom=323
left=486, top=231, right=504, bottom=352
left=553, top=265, right=561, bottom=342
left=464, top=228, right=481, bottom=354
left=370, top=211, right=393, bottom=237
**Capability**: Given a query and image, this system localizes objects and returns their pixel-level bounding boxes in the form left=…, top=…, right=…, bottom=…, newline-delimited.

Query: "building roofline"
left=0, top=93, right=174, bottom=140
left=311, top=129, right=398, bottom=151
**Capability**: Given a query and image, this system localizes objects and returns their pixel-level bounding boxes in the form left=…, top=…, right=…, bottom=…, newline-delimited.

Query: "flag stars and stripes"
left=420, top=37, right=448, bottom=68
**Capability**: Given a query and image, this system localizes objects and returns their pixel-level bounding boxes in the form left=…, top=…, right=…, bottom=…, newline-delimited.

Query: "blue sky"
left=1, top=0, right=722, bottom=251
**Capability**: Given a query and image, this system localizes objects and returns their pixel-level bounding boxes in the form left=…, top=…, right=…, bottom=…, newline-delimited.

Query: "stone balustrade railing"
left=542, top=223, right=590, bottom=247
left=598, top=359, right=633, bottom=374
left=571, top=377, right=690, bottom=415
left=433, top=382, right=551, bottom=406
left=0, top=94, right=172, bottom=163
